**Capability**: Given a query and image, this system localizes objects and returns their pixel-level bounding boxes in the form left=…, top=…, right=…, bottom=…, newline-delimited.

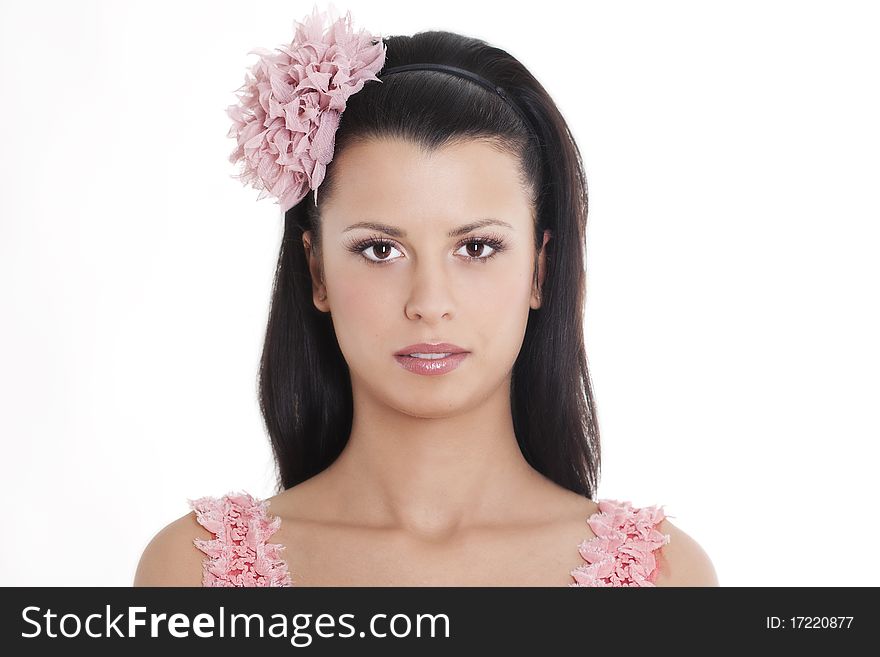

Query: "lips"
left=394, top=342, right=468, bottom=356
left=394, top=352, right=469, bottom=376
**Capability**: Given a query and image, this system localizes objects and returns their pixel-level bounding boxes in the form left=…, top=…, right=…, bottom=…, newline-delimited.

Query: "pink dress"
left=188, top=490, right=671, bottom=587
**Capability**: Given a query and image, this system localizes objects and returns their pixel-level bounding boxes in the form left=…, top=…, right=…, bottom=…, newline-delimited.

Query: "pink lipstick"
left=393, top=342, right=470, bottom=377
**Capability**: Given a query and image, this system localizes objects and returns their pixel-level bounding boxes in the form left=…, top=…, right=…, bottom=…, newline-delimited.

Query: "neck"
left=320, top=373, right=548, bottom=541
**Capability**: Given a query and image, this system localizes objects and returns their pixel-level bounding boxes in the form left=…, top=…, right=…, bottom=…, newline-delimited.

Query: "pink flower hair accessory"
left=226, top=4, right=387, bottom=213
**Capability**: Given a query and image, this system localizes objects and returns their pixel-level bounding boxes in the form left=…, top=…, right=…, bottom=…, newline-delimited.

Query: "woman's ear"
left=530, top=229, right=552, bottom=309
left=302, top=230, right=329, bottom=312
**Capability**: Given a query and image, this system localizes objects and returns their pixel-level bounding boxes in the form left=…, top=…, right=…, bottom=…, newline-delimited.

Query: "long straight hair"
left=258, top=30, right=601, bottom=498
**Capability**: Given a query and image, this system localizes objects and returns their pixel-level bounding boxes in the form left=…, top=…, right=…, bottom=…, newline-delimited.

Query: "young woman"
left=135, top=6, right=718, bottom=588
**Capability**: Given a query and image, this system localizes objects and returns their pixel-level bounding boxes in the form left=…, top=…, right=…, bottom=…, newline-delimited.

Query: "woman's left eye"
left=455, top=240, right=501, bottom=261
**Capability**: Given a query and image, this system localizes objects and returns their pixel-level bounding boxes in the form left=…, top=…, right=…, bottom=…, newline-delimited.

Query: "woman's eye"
left=455, top=241, right=498, bottom=260
left=360, top=241, right=403, bottom=264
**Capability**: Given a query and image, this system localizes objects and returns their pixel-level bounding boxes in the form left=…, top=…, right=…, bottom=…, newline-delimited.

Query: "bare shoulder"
left=653, top=517, right=719, bottom=587
left=133, top=511, right=212, bottom=587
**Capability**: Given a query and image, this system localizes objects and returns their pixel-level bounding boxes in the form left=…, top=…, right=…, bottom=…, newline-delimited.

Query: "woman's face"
left=303, top=137, right=550, bottom=417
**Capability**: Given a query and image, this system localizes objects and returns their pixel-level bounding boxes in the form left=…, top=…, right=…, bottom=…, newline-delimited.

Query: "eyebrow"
left=341, top=218, right=514, bottom=238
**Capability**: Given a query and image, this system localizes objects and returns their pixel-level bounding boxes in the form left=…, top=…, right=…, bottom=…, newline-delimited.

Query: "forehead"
left=322, top=137, right=532, bottom=228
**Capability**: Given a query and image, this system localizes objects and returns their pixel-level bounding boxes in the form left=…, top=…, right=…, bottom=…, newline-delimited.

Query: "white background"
left=1, top=0, right=877, bottom=586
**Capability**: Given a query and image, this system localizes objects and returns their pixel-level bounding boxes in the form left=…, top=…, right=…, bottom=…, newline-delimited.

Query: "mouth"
left=393, top=342, right=468, bottom=357
left=393, top=352, right=469, bottom=376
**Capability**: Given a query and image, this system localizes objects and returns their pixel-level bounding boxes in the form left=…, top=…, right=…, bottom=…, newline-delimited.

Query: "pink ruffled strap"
left=188, top=490, right=293, bottom=587
left=569, top=498, right=671, bottom=587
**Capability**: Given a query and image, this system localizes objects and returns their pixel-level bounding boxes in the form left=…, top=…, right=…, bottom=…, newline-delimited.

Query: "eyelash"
left=346, top=233, right=508, bottom=267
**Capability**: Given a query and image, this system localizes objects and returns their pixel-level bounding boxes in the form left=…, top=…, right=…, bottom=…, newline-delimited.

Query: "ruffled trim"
left=188, top=490, right=293, bottom=587
left=569, top=498, right=671, bottom=587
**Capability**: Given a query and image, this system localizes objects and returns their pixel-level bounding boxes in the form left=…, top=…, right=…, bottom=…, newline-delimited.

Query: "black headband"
left=378, top=63, right=538, bottom=142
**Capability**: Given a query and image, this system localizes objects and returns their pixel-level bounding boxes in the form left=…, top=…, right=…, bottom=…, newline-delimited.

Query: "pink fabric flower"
left=226, top=5, right=387, bottom=213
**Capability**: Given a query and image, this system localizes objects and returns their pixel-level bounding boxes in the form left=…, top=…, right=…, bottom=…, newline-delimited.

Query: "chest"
left=271, top=516, right=597, bottom=587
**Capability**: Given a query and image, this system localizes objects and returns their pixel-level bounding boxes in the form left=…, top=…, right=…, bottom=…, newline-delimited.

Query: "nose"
left=404, top=265, right=456, bottom=321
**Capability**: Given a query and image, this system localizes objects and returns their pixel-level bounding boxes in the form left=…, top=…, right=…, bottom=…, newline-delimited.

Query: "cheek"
left=327, top=270, right=397, bottom=359
left=473, top=263, right=534, bottom=353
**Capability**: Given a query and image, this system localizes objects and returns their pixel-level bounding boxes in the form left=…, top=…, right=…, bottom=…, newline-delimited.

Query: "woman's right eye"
left=358, top=239, right=403, bottom=265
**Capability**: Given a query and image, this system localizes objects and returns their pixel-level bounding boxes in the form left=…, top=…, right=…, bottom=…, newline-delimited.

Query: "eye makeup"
left=344, top=232, right=508, bottom=267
